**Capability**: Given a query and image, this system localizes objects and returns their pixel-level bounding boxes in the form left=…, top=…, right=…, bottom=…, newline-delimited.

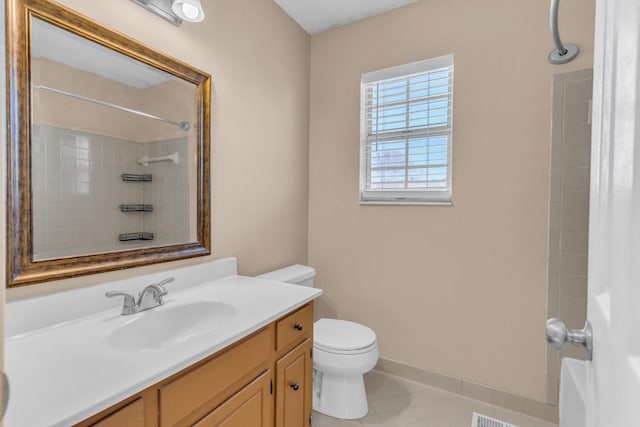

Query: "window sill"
left=359, top=200, right=453, bottom=206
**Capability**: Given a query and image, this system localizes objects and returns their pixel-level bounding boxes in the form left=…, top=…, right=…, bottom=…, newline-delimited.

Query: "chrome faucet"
left=137, top=280, right=171, bottom=311
left=106, top=277, right=175, bottom=315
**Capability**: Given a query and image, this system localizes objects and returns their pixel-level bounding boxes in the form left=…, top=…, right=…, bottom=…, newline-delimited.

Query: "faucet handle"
left=154, top=277, right=175, bottom=293
left=106, top=291, right=138, bottom=315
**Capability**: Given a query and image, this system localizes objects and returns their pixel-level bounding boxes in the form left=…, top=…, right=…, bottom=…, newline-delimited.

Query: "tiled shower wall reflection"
left=546, top=69, right=593, bottom=405
left=143, top=138, right=190, bottom=247
left=32, top=126, right=189, bottom=259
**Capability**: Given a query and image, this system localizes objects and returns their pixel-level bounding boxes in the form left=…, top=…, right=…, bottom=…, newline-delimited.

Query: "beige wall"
left=308, top=0, right=595, bottom=402
left=7, top=0, right=310, bottom=299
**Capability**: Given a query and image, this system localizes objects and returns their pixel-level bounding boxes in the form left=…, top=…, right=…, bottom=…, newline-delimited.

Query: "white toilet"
left=258, top=265, right=379, bottom=420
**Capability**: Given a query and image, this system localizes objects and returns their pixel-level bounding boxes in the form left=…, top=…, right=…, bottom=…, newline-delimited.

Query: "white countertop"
left=5, top=273, right=321, bottom=427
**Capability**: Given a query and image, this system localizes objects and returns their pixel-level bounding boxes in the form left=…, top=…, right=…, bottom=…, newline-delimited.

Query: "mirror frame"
left=5, top=0, right=211, bottom=287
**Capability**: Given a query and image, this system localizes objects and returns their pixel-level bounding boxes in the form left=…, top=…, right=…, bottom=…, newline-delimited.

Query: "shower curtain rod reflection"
left=31, top=85, right=191, bottom=131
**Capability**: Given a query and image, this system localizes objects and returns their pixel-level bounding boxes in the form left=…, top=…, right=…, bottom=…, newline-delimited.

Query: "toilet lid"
left=314, top=318, right=377, bottom=351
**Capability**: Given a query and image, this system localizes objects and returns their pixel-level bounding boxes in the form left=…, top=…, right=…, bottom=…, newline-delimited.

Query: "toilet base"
left=313, top=371, right=368, bottom=419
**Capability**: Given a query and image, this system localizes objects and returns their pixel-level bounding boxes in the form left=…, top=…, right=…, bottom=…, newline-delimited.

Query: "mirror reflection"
left=30, top=17, right=198, bottom=260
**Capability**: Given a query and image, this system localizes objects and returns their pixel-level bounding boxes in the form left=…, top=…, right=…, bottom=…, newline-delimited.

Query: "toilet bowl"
left=257, top=265, right=378, bottom=420
left=312, top=318, right=379, bottom=419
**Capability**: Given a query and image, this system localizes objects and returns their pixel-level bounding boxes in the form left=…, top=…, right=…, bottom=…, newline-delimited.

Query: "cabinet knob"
left=294, top=323, right=304, bottom=331
left=290, top=382, right=300, bottom=391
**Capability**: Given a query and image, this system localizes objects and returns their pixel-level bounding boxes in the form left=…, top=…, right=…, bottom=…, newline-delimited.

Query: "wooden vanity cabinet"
left=75, top=303, right=314, bottom=427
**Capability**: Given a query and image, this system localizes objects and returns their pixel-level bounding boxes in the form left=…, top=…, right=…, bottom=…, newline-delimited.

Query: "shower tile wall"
left=32, top=126, right=189, bottom=259
left=546, top=69, right=593, bottom=405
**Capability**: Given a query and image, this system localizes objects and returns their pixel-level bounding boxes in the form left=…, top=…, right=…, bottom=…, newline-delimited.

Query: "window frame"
left=359, top=55, right=454, bottom=206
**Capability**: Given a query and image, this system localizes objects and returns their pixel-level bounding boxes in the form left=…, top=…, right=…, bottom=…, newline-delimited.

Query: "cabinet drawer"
left=276, top=304, right=312, bottom=352
left=159, top=327, right=272, bottom=427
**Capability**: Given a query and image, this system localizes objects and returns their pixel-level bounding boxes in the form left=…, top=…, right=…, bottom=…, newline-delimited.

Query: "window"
left=360, top=55, right=454, bottom=204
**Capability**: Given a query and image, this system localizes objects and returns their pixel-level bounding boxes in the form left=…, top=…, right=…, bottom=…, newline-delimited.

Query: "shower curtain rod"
left=31, top=84, right=190, bottom=131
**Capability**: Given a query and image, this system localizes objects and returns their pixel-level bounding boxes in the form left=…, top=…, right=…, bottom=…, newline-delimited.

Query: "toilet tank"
left=257, top=264, right=316, bottom=287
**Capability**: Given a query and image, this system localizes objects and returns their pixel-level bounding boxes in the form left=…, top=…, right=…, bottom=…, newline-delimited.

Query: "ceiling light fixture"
left=130, top=0, right=205, bottom=26
left=172, top=0, right=205, bottom=22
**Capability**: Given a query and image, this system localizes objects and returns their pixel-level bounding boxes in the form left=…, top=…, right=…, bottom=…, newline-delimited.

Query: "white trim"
left=360, top=200, right=452, bottom=206
left=361, top=54, right=454, bottom=84
left=360, top=189, right=451, bottom=203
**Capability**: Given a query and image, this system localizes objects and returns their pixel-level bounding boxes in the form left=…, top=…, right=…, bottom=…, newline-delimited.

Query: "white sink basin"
left=559, top=357, right=586, bottom=427
left=106, top=301, right=237, bottom=351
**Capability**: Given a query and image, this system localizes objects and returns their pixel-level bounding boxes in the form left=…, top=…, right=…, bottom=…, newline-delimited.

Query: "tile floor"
left=312, top=371, right=558, bottom=427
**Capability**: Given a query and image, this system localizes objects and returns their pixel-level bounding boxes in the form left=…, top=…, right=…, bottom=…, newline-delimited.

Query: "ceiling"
left=273, top=0, right=418, bottom=35
left=31, top=1, right=421, bottom=86
left=32, top=18, right=171, bottom=90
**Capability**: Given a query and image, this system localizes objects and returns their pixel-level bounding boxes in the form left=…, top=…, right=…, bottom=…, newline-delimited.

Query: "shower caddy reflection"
left=120, top=149, right=181, bottom=242
left=120, top=172, right=155, bottom=242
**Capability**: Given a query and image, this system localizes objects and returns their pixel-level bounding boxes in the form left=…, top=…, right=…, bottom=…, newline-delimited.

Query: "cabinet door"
left=275, top=339, right=312, bottom=427
left=92, top=398, right=145, bottom=427
left=193, top=370, right=272, bottom=427
left=160, top=327, right=272, bottom=427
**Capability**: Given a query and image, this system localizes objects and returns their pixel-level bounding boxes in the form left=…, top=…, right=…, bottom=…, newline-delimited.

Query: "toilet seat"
left=314, top=341, right=378, bottom=355
left=314, top=318, right=377, bottom=354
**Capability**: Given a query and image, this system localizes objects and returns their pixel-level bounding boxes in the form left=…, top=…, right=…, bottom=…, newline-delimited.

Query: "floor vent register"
left=472, top=412, right=519, bottom=427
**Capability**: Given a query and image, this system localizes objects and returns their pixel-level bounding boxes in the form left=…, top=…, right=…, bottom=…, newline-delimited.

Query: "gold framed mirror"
left=5, top=0, right=211, bottom=287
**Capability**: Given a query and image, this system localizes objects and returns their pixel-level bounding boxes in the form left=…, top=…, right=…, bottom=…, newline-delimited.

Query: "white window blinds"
left=360, top=55, right=454, bottom=204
